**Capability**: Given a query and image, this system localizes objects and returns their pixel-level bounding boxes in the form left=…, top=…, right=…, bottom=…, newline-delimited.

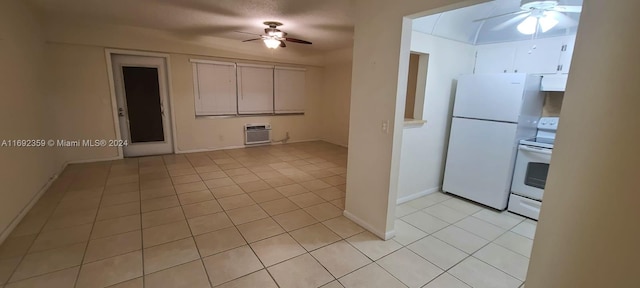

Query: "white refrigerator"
left=442, top=73, right=543, bottom=210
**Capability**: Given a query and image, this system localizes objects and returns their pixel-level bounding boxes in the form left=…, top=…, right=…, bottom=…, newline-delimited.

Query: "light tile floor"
left=0, top=141, right=536, bottom=288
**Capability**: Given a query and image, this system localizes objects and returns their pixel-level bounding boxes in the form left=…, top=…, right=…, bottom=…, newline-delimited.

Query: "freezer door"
left=443, top=117, right=519, bottom=210
left=453, top=73, right=527, bottom=122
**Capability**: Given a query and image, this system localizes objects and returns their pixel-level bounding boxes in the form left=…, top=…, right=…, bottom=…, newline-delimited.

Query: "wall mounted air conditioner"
left=244, top=123, right=272, bottom=145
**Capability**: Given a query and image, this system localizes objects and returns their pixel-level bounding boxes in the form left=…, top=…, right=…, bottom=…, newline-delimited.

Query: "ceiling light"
left=517, top=12, right=559, bottom=35
left=263, top=38, right=280, bottom=49
left=517, top=16, right=538, bottom=35
left=539, top=13, right=559, bottom=32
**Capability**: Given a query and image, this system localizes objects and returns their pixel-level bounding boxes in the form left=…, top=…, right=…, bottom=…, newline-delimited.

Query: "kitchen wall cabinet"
left=475, top=35, right=576, bottom=75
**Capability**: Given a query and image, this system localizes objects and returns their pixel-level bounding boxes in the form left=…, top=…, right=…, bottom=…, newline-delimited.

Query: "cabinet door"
left=558, top=35, right=576, bottom=73
left=514, top=38, right=564, bottom=74
left=475, top=44, right=517, bottom=73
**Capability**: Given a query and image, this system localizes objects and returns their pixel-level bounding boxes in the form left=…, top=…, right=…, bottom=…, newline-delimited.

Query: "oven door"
left=511, top=145, right=552, bottom=200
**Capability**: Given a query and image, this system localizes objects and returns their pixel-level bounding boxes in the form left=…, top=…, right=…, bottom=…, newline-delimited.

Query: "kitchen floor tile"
left=250, top=234, right=306, bottom=267
left=218, top=194, right=256, bottom=211
left=338, top=263, right=405, bottom=288
left=376, top=248, right=443, bottom=288
left=259, top=198, right=299, bottom=216
left=142, top=220, right=192, bottom=247
left=272, top=210, right=318, bottom=231
left=473, top=243, right=530, bottom=281
left=473, top=210, right=524, bottom=230
left=144, top=260, right=211, bottom=288
left=401, top=211, right=449, bottom=234
left=143, top=238, right=200, bottom=274
left=75, top=251, right=142, bottom=288
left=10, top=243, right=85, bottom=282
left=141, top=206, right=185, bottom=228
left=310, top=240, right=370, bottom=278
left=423, top=273, right=471, bottom=288
left=3, top=267, right=79, bottom=288
left=236, top=218, right=285, bottom=243
left=202, top=246, right=263, bottom=286
left=345, top=231, right=402, bottom=260
left=511, top=220, right=537, bottom=239
left=432, top=225, right=489, bottom=254
left=194, top=227, right=246, bottom=257
left=493, top=232, right=534, bottom=258
left=392, top=220, right=427, bottom=246
left=422, top=204, right=468, bottom=224
left=322, top=216, right=364, bottom=239
left=248, top=189, right=284, bottom=203
left=454, top=216, right=506, bottom=241
left=290, top=223, right=341, bottom=251
left=407, top=236, right=467, bottom=270
left=214, top=270, right=277, bottom=288
left=177, top=190, right=215, bottom=205
left=303, top=203, right=342, bottom=221
left=226, top=205, right=269, bottom=225
left=84, top=230, right=141, bottom=263
left=448, top=257, right=521, bottom=288
left=268, top=254, right=333, bottom=288
left=187, top=212, right=233, bottom=236
left=181, top=200, right=222, bottom=219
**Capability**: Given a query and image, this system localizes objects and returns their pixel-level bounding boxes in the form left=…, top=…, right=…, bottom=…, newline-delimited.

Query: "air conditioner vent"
left=244, top=123, right=271, bottom=145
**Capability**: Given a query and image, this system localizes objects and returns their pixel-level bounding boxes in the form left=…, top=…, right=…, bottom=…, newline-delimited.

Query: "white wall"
left=526, top=0, right=640, bottom=286
left=41, top=20, right=326, bottom=163
left=320, top=48, right=353, bottom=147
left=397, top=32, right=475, bottom=203
left=0, top=0, right=60, bottom=240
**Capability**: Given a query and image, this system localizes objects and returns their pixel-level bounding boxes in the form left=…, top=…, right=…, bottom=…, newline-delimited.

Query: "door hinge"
left=557, top=65, right=564, bottom=72
left=561, top=44, right=567, bottom=52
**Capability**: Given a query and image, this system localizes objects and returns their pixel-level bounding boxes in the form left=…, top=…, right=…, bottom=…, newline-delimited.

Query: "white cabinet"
left=558, top=36, right=576, bottom=73
left=513, top=37, right=564, bottom=74
left=475, top=35, right=576, bottom=75
left=475, top=44, right=517, bottom=73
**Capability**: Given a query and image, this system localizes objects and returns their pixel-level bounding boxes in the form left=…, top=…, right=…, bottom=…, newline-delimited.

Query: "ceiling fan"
left=475, top=0, right=582, bottom=35
left=240, top=21, right=312, bottom=49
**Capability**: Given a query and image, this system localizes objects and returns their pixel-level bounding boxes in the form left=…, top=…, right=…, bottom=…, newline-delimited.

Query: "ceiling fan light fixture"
left=517, top=12, right=559, bottom=35
left=517, top=16, right=538, bottom=35
left=263, top=38, right=280, bottom=49
left=539, top=13, right=559, bottom=32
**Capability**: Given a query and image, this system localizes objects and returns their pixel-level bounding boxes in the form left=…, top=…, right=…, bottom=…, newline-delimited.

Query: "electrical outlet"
left=381, top=120, right=390, bottom=134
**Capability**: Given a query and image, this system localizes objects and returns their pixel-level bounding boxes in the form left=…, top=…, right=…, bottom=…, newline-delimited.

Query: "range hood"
left=541, top=74, right=568, bottom=91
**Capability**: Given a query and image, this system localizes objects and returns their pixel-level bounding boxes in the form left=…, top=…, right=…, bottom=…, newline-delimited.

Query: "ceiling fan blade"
left=234, top=31, right=262, bottom=36
left=280, top=41, right=287, bottom=48
left=491, top=13, right=531, bottom=31
left=473, top=10, right=527, bottom=22
left=284, top=38, right=312, bottom=45
left=242, top=38, right=262, bottom=42
left=553, top=5, right=582, bottom=13
left=546, top=11, right=578, bottom=27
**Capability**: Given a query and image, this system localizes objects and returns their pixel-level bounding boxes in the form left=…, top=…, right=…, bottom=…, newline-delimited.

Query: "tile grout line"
left=4, top=166, right=88, bottom=285
left=72, top=161, right=113, bottom=288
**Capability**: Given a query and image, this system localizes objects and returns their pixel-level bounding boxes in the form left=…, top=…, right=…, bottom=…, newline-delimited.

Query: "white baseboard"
left=343, top=210, right=395, bottom=240
left=396, top=187, right=440, bottom=205
left=319, top=138, right=348, bottom=148
left=0, top=162, right=68, bottom=245
left=175, top=138, right=323, bottom=154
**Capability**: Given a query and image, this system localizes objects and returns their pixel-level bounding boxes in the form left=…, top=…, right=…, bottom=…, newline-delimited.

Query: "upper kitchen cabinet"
left=475, top=35, right=576, bottom=75
left=475, top=44, right=518, bottom=74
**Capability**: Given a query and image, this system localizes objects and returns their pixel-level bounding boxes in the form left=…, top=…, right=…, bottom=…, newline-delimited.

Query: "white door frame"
left=105, top=49, right=178, bottom=158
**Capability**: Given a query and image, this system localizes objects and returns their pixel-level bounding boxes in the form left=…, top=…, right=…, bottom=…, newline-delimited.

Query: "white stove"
left=508, top=117, right=559, bottom=220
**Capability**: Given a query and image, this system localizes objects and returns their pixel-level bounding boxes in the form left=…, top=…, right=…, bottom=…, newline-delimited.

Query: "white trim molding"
left=343, top=210, right=395, bottom=240
left=396, top=187, right=440, bottom=205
